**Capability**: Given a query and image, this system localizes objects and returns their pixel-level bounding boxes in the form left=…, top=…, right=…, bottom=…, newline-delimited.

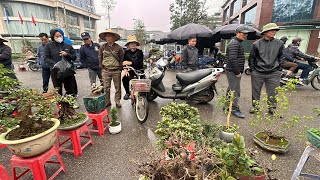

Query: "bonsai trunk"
left=58, top=102, right=77, bottom=123
left=226, top=95, right=233, bottom=129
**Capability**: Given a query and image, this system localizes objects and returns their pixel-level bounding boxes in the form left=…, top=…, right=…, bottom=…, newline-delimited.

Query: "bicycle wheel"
left=311, top=74, right=320, bottom=90
left=135, top=93, right=149, bottom=123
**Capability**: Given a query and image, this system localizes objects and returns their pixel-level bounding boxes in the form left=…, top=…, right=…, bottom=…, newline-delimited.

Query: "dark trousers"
left=4, top=64, right=18, bottom=79
left=88, top=68, right=103, bottom=85
left=72, top=75, right=78, bottom=95
left=42, top=67, right=51, bottom=92
left=251, top=70, right=281, bottom=109
left=122, top=71, right=134, bottom=94
left=226, top=71, right=241, bottom=109
left=51, top=70, right=75, bottom=96
left=294, top=62, right=311, bottom=79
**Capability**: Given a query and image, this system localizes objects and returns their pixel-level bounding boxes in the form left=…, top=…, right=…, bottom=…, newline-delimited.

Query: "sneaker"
left=73, top=94, right=78, bottom=99
left=281, top=77, right=289, bottom=81
left=123, top=94, right=130, bottom=100
left=231, top=110, right=245, bottom=118
left=73, top=101, right=80, bottom=109
left=249, top=107, right=259, bottom=114
left=268, top=109, right=283, bottom=118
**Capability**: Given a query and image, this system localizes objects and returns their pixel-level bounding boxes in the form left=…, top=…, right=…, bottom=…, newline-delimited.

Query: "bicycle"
left=124, top=66, right=151, bottom=123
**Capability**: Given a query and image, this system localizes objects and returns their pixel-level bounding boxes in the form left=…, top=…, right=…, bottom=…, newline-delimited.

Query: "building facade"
left=0, top=0, right=100, bottom=53
left=221, top=0, right=320, bottom=53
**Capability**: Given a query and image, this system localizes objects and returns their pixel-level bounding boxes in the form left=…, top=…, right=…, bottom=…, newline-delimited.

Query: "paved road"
left=1, top=66, right=320, bottom=180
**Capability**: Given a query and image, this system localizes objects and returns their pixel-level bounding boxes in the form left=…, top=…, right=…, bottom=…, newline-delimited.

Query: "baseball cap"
left=81, top=32, right=90, bottom=40
left=236, top=25, right=251, bottom=33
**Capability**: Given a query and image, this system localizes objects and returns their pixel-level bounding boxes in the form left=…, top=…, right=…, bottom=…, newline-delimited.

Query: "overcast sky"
left=94, top=0, right=223, bottom=33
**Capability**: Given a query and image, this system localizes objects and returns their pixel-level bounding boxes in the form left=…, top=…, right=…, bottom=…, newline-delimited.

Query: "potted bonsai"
left=0, top=64, right=19, bottom=98
left=109, top=107, right=121, bottom=134
left=52, top=93, right=88, bottom=130
left=0, top=88, right=60, bottom=158
left=0, top=100, right=18, bottom=134
left=83, top=83, right=106, bottom=114
left=216, top=91, right=239, bottom=143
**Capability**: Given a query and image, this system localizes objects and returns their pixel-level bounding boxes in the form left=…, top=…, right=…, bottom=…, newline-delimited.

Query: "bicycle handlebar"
left=123, top=66, right=148, bottom=77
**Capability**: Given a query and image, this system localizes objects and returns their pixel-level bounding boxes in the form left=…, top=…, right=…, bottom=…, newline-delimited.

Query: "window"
left=231, top=16, right=239, bottom=24
left=242, top=6, right=256, bottom=25
left=67, top=11, right=79, bottom=26
left=230, top=0, right=241, bottom=16
left=223, top=7, right=229, bottom=22
left=68, top=28, right=80, bottom=39
left=1, top=3, right=13, bottom=16
left=84, top=16, right=94, bottom=29
left=272, top=0, right=316, bottom=22
left=242, top=0, right=252, bottom=7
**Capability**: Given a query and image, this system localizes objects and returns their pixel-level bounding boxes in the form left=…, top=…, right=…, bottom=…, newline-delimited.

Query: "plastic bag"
left=52, top=57, right=75, bottom=79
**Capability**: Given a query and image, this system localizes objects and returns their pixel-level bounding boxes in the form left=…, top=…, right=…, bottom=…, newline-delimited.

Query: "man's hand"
left=315, top=57, right=320, bottom=61
left=59, top=51, right=68, bottom=57
left=123, top=61, right=132, bottom=66
left=236, top=73, right=242, bottom=78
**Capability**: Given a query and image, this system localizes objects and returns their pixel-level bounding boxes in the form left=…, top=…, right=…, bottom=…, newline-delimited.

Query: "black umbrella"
left=213, top=24, right=261, bottom=40
left=168, top=23, right=214, bottom=40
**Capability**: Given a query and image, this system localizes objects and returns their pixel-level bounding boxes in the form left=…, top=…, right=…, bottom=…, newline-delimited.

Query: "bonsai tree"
left=0, top=64, right=19, bottom=92
left=110, top=107, right=120, bottom=127
left=52, top=93, right=86, bottom=126
left=3, top=88, right=55, bottom=140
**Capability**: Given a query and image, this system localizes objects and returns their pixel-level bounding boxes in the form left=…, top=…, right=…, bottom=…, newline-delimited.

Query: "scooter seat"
left=176, top=69, right=212, bottom=85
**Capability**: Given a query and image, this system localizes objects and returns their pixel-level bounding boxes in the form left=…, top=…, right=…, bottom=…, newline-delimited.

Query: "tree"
left=199, top=12, right=222, bottom=30
left=170, top=0, right=209, bottom=30
left=101, top=0, right=116, bottom=29
left=134, top=19, right=146, bottom=47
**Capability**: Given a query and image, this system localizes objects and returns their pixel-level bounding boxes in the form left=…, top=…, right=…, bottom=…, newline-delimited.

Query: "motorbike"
left=27, top=58, right=42, bottom=71
left=280, top=59, right=320, bottom=90
left=148, top=58, right=223, bottom=103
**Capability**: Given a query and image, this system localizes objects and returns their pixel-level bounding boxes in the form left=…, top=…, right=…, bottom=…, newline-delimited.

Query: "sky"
left=94, top=0, right=223, bottom=33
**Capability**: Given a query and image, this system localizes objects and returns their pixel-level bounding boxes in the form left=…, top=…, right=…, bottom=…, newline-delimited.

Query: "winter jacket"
left=286, top=43, right=316, bottom=61
left=123, top=49, right=144, bottom=70
left=37, top=43, right=49, bottom=68
left=225, top=37, right=245, bottom=75
left=99, top=43, right=124, bottom=70
left=181, top=45, right=198, bottom=69
left=44, top=41, right=76, bottom=69
left=80, top=42, right=100, bottom=70
left=0, top=43, right=12, bottom=66
left=249, top=38, right=285, bottom=73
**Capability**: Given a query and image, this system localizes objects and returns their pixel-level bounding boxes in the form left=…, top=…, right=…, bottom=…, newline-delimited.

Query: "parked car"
left=72, top=45, right=84, bottom=69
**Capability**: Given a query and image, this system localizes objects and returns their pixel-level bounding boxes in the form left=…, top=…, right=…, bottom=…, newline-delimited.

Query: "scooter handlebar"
left=123, top=66, right=147, bottom=77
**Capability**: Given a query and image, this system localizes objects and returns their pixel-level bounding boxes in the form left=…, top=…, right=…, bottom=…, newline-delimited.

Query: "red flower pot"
left=239, top=175, right=266, bottom=180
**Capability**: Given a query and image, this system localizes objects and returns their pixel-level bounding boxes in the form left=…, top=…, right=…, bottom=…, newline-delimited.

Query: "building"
left=221, top=0, right=320, bottom=53
left=0, top=0, right=101, bottom=53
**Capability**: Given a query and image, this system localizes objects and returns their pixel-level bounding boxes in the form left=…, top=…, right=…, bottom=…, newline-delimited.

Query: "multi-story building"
left=221, top=0, right=320, bottom=53
left=0, top=0, right=101, bottom=53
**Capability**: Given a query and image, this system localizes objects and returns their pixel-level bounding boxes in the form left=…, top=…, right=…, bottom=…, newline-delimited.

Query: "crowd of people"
left=0, top=23, right=318, bottom=113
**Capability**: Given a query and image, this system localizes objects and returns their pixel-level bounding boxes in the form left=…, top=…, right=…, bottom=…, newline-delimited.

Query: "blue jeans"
left=295, top=62, right=312, bottom=79
left=42, top=67, right=51, bottom=92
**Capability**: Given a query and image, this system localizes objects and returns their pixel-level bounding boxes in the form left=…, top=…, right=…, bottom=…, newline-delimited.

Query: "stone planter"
left=253, top=132, right=290, bottom=154
left=239, top=175, right=266, bottom=180
left=0, top=119, right=60, bottom=158
left=109, top=122, right=121, bottom=134
left=83, top=93, right=106, bottom=114
left=58, top=115, right=88, bottom=131
left=219, top=131, right=235, bottom=143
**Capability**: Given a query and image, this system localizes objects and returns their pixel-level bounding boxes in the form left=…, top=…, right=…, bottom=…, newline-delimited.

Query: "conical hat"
left=0, top=35, right=8, bottom=42
left=99, top=29, right=121, bottom=41
left=125, top=34, right=140, bottom=46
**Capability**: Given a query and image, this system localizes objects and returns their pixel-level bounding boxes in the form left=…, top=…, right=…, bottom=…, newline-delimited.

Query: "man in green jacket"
left=249, top=23, right=285, bottom=115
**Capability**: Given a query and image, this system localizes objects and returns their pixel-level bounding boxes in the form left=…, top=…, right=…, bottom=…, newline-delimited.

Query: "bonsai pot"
left=219, top=130, right=235, bottom=143
left=0, top=118, right=60, bottom=158
left=58, top=115, right=89, bottom=131
left=83, top=93, right=106, bottom=114
left=253, top=131, right=290, bottom=154
left=239, top=174, right=266, bottom=180
left=109, top=121, right=121, bottom=134
left=307, top=130, right=320, bottom=149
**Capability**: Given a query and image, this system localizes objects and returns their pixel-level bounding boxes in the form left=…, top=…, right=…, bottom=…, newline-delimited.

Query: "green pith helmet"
left=261, top=23, right=280, bottom=35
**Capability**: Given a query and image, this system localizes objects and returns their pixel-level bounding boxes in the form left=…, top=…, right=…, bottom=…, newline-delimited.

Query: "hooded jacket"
left=225, top=37, right=245, bottom=75
left=51, top=28, right=72, bottom=45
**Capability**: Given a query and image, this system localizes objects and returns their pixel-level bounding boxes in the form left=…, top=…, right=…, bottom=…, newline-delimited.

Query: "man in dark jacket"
left=225, top=25, right=250, bottom=118
left=249, top=23, right=285, bottom=115
left=79, top=32, right=102, bottom=86
left=0, top=35, right=17, bottom=79
left=181, top=35, right=198, bottom=70
left=45, top=28, right=77, bottom=99
left=37, top=33, right=50, bottom=93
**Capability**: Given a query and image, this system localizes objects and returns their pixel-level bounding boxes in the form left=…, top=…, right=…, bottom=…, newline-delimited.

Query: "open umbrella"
left=213, top=24, right=261, bottom=40
left=168, top=23, right=214, bottom=40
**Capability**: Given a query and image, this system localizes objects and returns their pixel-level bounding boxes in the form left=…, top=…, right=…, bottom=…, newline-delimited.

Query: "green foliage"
left=222, top=124, right=239, bottom=133
left=155, top=102, right=202, bottom=150
left=170, top=0, right=209, bottom=30
left=313, top=107, right=320, bottom=116
left=309, top=128, right=320, bottom=136
left=134, top=19, right=146, bottom=47
left=200, top=123, right=227, bottom=149
left=0, top=64, right=20, bottom=91
left=110, top=107, right=120, bottom=126
left=216, top=90, right=238, bottom=132
left=215, top=134, right=264, bottom=178
left=0, top=100, right=19, bottom=131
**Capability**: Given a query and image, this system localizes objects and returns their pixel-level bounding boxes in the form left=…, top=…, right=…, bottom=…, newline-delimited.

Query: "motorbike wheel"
left=311, top=75, right=320, bottom=90
left=245, top=68, right=251, bottom=75
left=28, top=63, right=39, bottom=71
left=135, top=93, right=149, bottom=123
left=147, top=90, right=158, bottom=101
left=194, top=87, right=214, bottom=103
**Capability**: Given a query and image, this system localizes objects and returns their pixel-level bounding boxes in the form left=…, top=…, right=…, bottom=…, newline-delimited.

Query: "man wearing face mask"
left=45, top=28, right=77, bottom=107
left=122, top=35, right=144, bottom=100
left=0, top=35, right=17, bottom=79
left=37, top=33, right=50, bottom=93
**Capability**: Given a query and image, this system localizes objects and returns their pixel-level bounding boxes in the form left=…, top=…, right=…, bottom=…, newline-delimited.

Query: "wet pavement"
left=1, top=65, right=320, bottom=180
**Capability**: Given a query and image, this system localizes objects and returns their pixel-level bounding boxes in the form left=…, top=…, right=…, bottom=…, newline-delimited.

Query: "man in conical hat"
left=0, top=35, right=17, bottom=79
left=99, top=29, right=124, bottom=108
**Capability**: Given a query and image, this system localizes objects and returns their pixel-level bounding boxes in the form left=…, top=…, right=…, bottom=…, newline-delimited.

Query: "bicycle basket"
left=130, top=79, right=151, bottom=92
